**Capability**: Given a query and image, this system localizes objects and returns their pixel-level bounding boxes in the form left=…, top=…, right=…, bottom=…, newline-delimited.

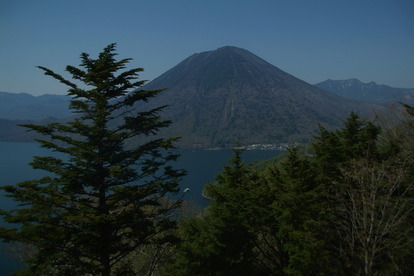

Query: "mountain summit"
left=141, top=46, right=376, bottom=148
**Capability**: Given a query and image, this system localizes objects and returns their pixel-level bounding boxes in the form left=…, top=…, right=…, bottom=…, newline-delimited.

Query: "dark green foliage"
left=263, top=148, right=328, bottom=275
left=173, top=148, right=329, bottom=275
left=171, top=111, right=413, bottom=275
left=312, top=112, right=381, bottom=180
left=171, top=148, right=264, bottom=275
left=0, top=44, right=185, bottom=275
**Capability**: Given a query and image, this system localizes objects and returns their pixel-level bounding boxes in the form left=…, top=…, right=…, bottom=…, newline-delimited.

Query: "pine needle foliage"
left=0, top=44, right=186, bottom=275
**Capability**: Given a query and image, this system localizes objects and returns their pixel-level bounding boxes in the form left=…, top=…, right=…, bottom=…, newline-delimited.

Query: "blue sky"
left=1, top=0, right=413, bottom=95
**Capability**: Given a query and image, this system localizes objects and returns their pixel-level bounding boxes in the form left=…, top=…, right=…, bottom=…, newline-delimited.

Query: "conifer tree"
left=312, top=112, right=381, bottom=182
left=0, top=44, right=185, bottom=275
left=171, top=148, right=263, bottom=275
left=259, top=147, right=330, bottom=275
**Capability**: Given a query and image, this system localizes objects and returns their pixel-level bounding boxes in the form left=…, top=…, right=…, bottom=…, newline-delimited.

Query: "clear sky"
left=1, top=0, right=413, bottom=96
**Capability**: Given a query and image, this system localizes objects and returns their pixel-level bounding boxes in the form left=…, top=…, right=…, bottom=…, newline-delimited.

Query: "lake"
left=0, top=141, right=282, bottom=275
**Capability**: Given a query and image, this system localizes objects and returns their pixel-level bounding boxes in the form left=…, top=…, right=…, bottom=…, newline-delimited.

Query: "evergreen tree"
left=312, top=112, right=381, bottom=182
left=260, top=147, right=329, bottom=275
left=311, top=113, right=382, bottom=274
left=171, top=148, right=264, bottom=275
left=0, top=44, right=185, bottom=275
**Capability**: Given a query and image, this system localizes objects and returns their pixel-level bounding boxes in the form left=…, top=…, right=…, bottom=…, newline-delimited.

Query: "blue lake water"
left=0, top=141, right=282, bottom=275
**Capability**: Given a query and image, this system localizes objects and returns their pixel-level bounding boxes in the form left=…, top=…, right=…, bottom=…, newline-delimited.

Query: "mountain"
left=140, top=46, right=378, bottom=149
left=0, top=48, right=381, bottom=148
left=314, top=79, right=414, bottom=105
left=0, top=92, right=71, bottom=120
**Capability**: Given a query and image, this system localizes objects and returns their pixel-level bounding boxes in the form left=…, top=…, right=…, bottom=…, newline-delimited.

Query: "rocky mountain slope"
left=139, top=46, right=378, bottom=148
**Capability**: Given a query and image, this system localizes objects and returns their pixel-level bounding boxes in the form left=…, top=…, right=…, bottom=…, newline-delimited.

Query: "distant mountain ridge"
left=315, top=79, right=414, bottom=105
left=0, top=92, right=71, bottom=120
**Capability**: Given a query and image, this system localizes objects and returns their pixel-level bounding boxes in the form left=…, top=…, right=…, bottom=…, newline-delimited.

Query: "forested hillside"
left=168, top=107, right=414, bottom=276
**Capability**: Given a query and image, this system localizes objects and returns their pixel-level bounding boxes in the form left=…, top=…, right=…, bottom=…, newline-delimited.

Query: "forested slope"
left=169, top=106, right=414, bottom=276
